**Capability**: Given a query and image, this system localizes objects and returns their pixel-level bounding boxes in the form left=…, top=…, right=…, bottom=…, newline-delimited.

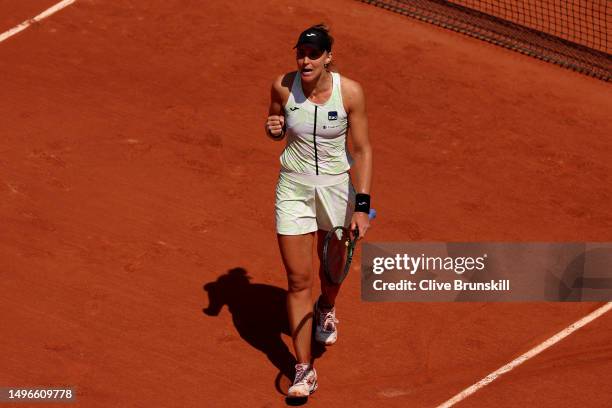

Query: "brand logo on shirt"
left=289, top=107, right=300, bottom=111
left=328, top=111, right=338, bottom=121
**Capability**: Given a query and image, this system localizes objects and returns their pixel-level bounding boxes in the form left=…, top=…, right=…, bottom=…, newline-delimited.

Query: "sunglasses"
left=296, top=48, right=325, bottom=60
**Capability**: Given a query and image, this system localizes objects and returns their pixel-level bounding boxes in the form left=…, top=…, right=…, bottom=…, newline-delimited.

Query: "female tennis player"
left=265, top=24, right=372, bottom=398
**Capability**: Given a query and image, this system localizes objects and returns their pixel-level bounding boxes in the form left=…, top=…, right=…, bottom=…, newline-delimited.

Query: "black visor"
left=293, top=28, right=332, bottom=52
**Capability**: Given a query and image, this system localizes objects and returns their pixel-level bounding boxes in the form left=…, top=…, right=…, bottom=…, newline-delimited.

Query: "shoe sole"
left=287, top=380, right=318, bottom=398
left=315, top=333, right=337, bottom=346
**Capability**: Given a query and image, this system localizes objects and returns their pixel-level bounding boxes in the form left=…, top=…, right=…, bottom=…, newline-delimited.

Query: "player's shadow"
left=203, top=267, right=325, bottom=397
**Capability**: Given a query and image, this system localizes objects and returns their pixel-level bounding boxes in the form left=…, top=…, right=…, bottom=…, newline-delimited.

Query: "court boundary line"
left=0, top=0, right=77, bottom=44
left=436, top=301, right=612, bottom=407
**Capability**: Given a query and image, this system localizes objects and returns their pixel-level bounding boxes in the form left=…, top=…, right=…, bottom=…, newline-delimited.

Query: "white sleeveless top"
left=280, top=71, right=351, bottom=176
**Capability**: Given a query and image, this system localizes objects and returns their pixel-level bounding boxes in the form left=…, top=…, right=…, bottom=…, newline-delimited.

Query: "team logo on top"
left=328, top=111, right=338, bottom=121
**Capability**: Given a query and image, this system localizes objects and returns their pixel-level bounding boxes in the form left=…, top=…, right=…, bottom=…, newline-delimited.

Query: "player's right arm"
left=265, top=74, right=291, bottom=141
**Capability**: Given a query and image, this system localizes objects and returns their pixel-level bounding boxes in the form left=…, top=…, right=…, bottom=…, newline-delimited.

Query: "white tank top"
left=280, top=71, right=351, bottom=176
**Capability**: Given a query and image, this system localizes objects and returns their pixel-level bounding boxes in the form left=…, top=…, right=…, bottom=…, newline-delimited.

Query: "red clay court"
left=1, top=0, right=611, bottom=406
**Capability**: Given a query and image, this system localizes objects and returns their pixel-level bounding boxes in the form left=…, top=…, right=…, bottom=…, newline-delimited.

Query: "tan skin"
left=265, top=44, right=372, bottom=364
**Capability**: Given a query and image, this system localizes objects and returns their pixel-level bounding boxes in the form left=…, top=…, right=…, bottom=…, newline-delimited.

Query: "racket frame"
left=322, top=226, right=359, bottom=285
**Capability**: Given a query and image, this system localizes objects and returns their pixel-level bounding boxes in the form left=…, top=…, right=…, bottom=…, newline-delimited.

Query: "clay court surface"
left=1, top=0, right=611, bottom=406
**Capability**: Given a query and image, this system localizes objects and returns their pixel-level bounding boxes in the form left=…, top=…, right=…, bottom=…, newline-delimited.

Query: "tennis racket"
left=322, top=209, right=376, bottom=285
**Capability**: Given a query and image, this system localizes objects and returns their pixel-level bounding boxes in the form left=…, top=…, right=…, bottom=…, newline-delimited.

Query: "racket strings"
left=323, top=227, right=357, bottom=285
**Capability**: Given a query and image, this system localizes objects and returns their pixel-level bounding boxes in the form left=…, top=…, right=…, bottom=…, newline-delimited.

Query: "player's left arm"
left=343, top=78, right=372, bottom=238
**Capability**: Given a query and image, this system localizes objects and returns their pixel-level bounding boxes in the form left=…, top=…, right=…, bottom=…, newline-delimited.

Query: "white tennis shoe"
left=314, top=298, right=339, bottom=345
left=287, top=363, right=318, bottom=398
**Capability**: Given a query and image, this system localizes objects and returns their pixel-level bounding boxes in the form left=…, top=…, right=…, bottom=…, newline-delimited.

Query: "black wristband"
left=355, top=193, right=370, bottom=214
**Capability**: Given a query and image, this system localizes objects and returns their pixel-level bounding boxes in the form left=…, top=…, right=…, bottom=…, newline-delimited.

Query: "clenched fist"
left=265, top=115, right=285, bottom=140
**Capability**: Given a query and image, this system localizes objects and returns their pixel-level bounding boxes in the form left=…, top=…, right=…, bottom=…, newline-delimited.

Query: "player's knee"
left=287, top=273, right=312, bottom=293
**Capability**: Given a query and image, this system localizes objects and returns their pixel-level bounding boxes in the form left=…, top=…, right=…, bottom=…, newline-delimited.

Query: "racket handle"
left=353, top=209, right=377, bottom=239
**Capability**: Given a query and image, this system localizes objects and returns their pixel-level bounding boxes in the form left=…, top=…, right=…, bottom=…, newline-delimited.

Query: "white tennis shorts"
left=275, top=169, right=355, bottom=235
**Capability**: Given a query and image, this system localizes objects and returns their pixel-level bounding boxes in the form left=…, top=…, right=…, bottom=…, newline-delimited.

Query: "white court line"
left=0, top=0, right=76, bottom=44
left=436, top=301, right=612, bottom=408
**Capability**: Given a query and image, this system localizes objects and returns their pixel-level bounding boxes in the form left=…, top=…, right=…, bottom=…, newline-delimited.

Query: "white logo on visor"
left=306, top=33, right=316, bottom=37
